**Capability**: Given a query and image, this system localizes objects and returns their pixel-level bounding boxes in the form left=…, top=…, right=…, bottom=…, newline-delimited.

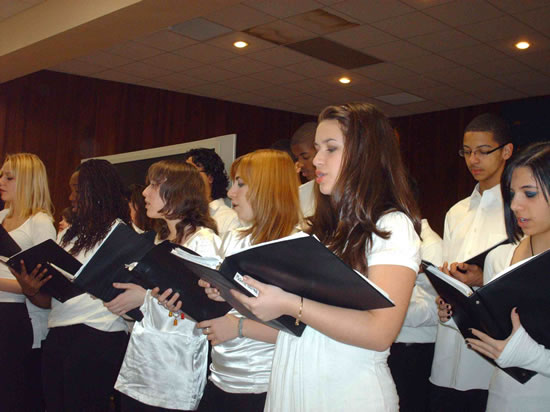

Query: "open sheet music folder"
left=168, top=232, right=395, bottom=337
left=424, top=247, right=550, bottom=384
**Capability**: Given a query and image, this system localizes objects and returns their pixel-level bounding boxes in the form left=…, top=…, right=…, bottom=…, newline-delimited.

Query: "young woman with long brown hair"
left=233, top=103, right=422, bottom=411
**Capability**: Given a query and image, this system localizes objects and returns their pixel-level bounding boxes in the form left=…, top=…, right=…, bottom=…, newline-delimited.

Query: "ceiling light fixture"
left=339, top=77, right=351, bottom=84
left=515, top=41, right=530, bottom=50
left=233, top=41, right=248, bottom=49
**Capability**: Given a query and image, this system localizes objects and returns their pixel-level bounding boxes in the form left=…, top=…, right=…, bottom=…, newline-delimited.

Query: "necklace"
left=530, top=236, right=535, bottom=257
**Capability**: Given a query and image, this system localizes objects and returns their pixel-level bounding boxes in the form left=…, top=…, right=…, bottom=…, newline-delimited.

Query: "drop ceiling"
left=5, top=0, right=550, bottom=117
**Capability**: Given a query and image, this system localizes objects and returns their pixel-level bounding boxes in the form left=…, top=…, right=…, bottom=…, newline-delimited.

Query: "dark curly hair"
left=182, top=148, right=229, bottom=200
left=61, top=159, right=130, bottom=254
left=146, top=160, right=218, bottom=243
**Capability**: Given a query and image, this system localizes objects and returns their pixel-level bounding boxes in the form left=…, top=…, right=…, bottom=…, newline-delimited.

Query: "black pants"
left=388, top=342, right=435, bottom=412
left=42, top=324, right=128, bottom=412
left=0, top=302, right=33, bottom=412
left=25, top=348, right=46, bottom=412
left=198, top=380, right=266, bottom=412
left=429, top=383, right=488, bottom=412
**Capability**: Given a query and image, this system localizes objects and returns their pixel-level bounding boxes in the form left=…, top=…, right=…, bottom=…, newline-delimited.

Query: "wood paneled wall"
left=1, top=70, right=548, bottom=235
left=0, top=70, right=314, bottom=218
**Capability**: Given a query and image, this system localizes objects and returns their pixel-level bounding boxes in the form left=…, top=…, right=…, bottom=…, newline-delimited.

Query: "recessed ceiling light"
left=233, top=41, right=248, bottom=49
left=339, top=77, right=351, bottom=84
left=515, top=41, right=530, bottom=50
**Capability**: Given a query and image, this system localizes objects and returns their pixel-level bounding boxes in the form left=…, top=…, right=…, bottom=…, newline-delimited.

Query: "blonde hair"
left=2, top=153, right=53, bottom=219
left=231, top=149, right=301, bottom=244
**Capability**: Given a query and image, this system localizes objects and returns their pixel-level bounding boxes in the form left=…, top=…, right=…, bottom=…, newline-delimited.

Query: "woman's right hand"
left=151, top=287, right=182, bottom=313
left=437, top=296, right=452, bottom=322
left=198, top=279, right=226, bottom=302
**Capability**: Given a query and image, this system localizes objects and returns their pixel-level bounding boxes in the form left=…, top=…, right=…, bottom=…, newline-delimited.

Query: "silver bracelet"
left=238, top=317, right=244, bottom=338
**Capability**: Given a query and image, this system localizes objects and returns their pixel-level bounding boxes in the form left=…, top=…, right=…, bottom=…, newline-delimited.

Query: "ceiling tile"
left=279, top=93, right=333, bottom=108
left=324, top=24, right=398, bottom=49
left=347, top=81, right=401, bottom=97
left=91, top=70, right=145, bottom=84
left=156, top=72, right=207, bottom=89
left=285, top=58, right=344, bottom=77
left=329, top=0, right=415, bottom=24
left=471, top=87, right=528, bottom=103
left=460, top=16, right=538, bottom=42
left=207, top=31, right=278, bottom=54
left=170, top=18, right=232, bottom=41
left=76, top=51, right=133, bottom=69
left=423, top=1, right=504, bottom=26
left=284, top=8, right=359, bottom=35
left=134, top=30, right=197, bottom=52
left=352, top=62, right=415, bottom=80
left=173, top=43, right=236, bottom=64
left=517, top=49, right=550, bottom=73
left=372, top=11, right=449, bottom=39
left=246, top=46, right=312, bottom=66
left=0, top=1, right=31, bottom=20
left=396, top=100, right=448, bottom=114
left=307, top=86, right=366, bottom=103
left=116, top=62, right=173, bottom=79
left=487, top=0, right=550, bottom=14
left=212, top=56, right=273, bottom=75
left=361, top=40, right=431, bottom=61
left=433, top=93, right=485, bottom=108
left=408, top=29, right=480, bottom=52
left=141, top=53, right=202, bottom=71
left=249, top=67, right=307, bottom=84
left=221, top=76, right=273, bottom=91
left=258, top=100, right=305, bottom=113
left=224, top=91, right=274, bottom=106
left=253, top=85, right=305, bottom=99
left=106, top=41, right=163, bottom=60
left=205, top=4, right=277, bottom=31
left=515, top=5, right=550, bottom=36
left=510, top=80, right=550, bottom=95
left=424, top=66, right=484, bottom=85
left=243, top=0, right=321, bottom=19
left=382, top=74, right=443, bottom=90
left=497, top=70, right=550, bottom=88
left=283, top=77, right=339, bottom=93
left=395, top=54, right=457, bottom=73
left=399, top=0, right=453, bottom=9
left=440, top=44, right=508, bottom=65
left=50, top=59, right=105, bottom=76
left=245, top=20, right=317, bottom=45
left=184, top=66, right=241, bottom=82
left=490, top=32, right=550, bottom=57
left=414, top=85, right=464, bottom=100
left=463, top=57, right=531, bottom=77
left=449, top=77, right=507, bottom=94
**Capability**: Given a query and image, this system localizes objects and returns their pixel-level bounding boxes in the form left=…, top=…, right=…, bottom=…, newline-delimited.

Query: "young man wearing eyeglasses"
left=429, top=114, right=513, bottom=412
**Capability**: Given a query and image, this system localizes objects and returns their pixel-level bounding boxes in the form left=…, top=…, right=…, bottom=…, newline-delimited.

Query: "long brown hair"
left=146, top=161, right=217, bottom=244
left=231, top=149, right=300, bottom=245
left=309, top=102, right=420, bottom=274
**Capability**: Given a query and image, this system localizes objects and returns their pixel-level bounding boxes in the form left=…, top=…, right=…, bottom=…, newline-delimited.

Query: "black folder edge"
left=463, top=239, right=510, bottom=269
left=423, top=261, right=537, bottom=384
left=0, top=224, right=22, bottom=257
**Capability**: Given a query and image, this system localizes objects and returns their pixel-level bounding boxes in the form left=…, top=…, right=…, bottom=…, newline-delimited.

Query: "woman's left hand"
left=466, top=307, right=521, bottom=360
left=230, top=276, right=297, bottom=322
left=197, top=314, right=239, bottom=346
left=10, top=260, right=51, bottom=297
left=104, top=283, right=146, bottom=316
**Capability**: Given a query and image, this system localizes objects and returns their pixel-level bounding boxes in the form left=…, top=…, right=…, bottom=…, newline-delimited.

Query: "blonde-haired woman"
left=0, top=153, right=56, bottom=411
left=186, top=149, right=301, bottom=411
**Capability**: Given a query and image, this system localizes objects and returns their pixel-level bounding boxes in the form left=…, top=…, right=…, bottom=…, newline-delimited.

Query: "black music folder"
left=0, top=224, right=22, bottom=257
left=463, top=239, right=509, bottom=269
left=2, top=239, right=83, bottom=303
left=424, top=248, right=550, bottom=384
left=168, top=232, right=395, bottom=337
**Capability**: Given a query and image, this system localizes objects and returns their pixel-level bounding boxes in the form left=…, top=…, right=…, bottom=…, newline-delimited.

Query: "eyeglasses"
left=458, top=143, right=508, bottom=158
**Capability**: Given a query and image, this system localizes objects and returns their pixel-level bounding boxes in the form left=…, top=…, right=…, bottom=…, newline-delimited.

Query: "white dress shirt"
left=430, top=184, right=508, bottom=391
left=299, top=180, right=315, bottom=218
left=209, top=198, right=241, bottom=236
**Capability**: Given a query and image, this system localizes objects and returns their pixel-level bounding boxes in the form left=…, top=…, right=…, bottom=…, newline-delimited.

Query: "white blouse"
left=208, top=228, right=277, bottom=394
left=266, top=212, right=421, bottom=412
left=484, top=244, right=550, bottom=412
left=115, top=228, right=221, bottom=410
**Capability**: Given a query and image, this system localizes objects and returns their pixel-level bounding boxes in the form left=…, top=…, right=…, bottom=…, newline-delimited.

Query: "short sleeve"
left=29, top=212, right=56, bottom=245
left=367, top=212, right=421, bottom=272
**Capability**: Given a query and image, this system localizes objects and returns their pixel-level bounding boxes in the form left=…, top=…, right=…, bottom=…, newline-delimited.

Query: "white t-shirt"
left=299, top=180, right=315, bottom=218
left=115, top=228, right=221, bottom=410
left=265, top=212, right=421, bottom=412
left=0, top=210, right=56, bottom=348
left=430, top=184, right=507, bottom=391
left=483, top=244, right=550, bottom=412
left=208, top=228, right=277, bottom=394
left=396, top=218, right=442, bottom=343
left=209, top=199, right=241, bottom=236
left=48, top=227, right=129, bottom=333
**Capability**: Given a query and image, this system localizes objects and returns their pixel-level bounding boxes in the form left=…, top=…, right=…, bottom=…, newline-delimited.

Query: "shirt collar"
left=468, top=183, right=502, bottom=210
